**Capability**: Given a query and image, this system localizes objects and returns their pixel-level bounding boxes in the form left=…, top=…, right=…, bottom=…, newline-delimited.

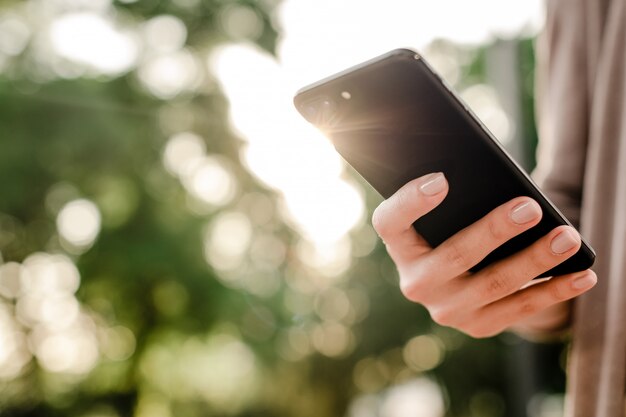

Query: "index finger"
left=371, top=172, right=449, bottom=264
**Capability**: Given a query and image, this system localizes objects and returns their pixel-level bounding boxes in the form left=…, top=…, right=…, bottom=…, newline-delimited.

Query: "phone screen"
left=294, top=49, right=595, bottom=277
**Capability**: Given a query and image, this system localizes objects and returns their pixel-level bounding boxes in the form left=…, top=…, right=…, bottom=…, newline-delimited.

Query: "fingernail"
left=419, top=173, right=446, bottom=196
left=571, top=272, right=597, bottom=290
left=510, top=201, right=542, bottom=224
left=550, top=229, right=580, bottom=254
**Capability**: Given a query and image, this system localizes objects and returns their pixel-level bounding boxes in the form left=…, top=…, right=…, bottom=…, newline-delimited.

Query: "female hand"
left=372, top=172, right=597, bottom=338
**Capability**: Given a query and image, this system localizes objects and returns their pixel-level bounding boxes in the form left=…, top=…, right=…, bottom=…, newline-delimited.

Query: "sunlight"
left=49, top=12, right=138, bottom=74
left=211, top=0, right=543, bottom=260
left=277, top=0, right=543, bottom=88
left=211, top=44, right=364, bottom=251
left=277, top=0, right=544, bottom=85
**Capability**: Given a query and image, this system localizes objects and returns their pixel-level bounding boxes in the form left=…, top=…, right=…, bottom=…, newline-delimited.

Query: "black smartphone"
left=293, top=48, right=595, bottom=277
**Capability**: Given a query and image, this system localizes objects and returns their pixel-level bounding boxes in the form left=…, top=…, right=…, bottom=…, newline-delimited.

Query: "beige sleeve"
left=532, top=0, right=590, bottom=229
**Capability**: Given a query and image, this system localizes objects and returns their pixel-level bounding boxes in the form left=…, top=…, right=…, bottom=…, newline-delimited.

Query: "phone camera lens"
left=300, top=97, right=337, bottom=126
left=302, top=103, right=318, bottom=120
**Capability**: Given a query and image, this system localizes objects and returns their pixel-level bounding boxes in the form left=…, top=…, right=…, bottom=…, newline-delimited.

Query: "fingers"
left=372, top=172, right=448, bottom=264
left=465, top=270, right=597, bottom=338
left=375, top=173, right=593, bottom=341
left=379, top=175, right=594, bottom=340
left=467, top=225, right=582, bottom=307
left=418, top=197, right=543, bottom=281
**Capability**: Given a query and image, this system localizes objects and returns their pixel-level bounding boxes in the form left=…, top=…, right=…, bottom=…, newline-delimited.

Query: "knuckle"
left=463, top=325, right=495, bottom=339
left=486, top=327, right=504, bottom=338
left=547, top=281, right=567, bottom=302
left=486, top=276, right=508, bottom=294
left=399, top=281, right=421, bottom=303
left=466, top=319, right=507, bottom=338
left=398, top=259, right=441, bottom=303
left=430, top=307, right=458, bottom=327
left=519, top=296, right=539, bottom=316
left=527, top=252, right=554, bottom=275
left=461, top=318, right=504, bottom=339
left=443, top=239, right=472, bottom=271
left=399, top=275, right=427, bottom=303
left=480, top=270, right=516, bottom=299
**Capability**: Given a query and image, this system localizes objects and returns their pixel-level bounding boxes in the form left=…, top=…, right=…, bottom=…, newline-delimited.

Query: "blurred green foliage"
left=0, top=1, right=565, bottom=417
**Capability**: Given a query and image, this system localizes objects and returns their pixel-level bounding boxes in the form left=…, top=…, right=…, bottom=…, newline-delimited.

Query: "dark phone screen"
left=294, top=50, right=594, bottom=277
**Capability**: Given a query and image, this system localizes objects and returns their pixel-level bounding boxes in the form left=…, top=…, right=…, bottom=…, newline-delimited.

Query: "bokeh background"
left=0, top=1, right=568, bottom=416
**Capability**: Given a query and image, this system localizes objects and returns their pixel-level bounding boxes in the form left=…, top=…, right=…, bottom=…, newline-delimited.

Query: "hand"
left=372, top=172, right=597, bottom=338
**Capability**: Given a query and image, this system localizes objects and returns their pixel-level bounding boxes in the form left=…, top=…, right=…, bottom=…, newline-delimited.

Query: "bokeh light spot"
left=163, top=131, right=206, bottom=177
left=57, top=199, right=102, bottom=249
left=379, top=379, right=445, bottom=417
left=100, top=325, right=136, bottom=361
left=40, top=293, right=80, bottom=328
left=182, top=156, right=237, bottom=207
left=143, top=15, right=187, bottom=54
left=219, top=5, right=263, bottom=40
left=138, top=49, right=200, bottom=99
left=20, top=253, right=81, bottom=295
left=296, top=237, right=352, bottom=279
left=0, top=303, right=31, bottom=379
left=314, top=287, right=351, bottom=322
left=311, top=321, right=354, bottom=357
left=0, top=262, right=22, bottom=299
left=249, top=233, right=286, bottom=270
left=36, top=330, right=99, bottom=374
left=0, top=15, right=30, bottom=56
left=402, top=335, right=445, bottom=372
left=204, top=212, right=252, bottom=272
left=276, top=326, right=312, bottom=361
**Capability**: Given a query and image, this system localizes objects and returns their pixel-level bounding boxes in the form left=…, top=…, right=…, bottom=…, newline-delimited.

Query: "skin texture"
left=372, top=173, right=597, bottom=338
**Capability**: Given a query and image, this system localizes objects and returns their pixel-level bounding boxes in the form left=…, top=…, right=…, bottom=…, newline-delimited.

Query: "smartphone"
left=293, top=48, right=595, bottom=277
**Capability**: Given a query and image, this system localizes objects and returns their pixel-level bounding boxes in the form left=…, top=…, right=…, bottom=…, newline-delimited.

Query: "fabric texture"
left=533, top=0, right=626, bottom=415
